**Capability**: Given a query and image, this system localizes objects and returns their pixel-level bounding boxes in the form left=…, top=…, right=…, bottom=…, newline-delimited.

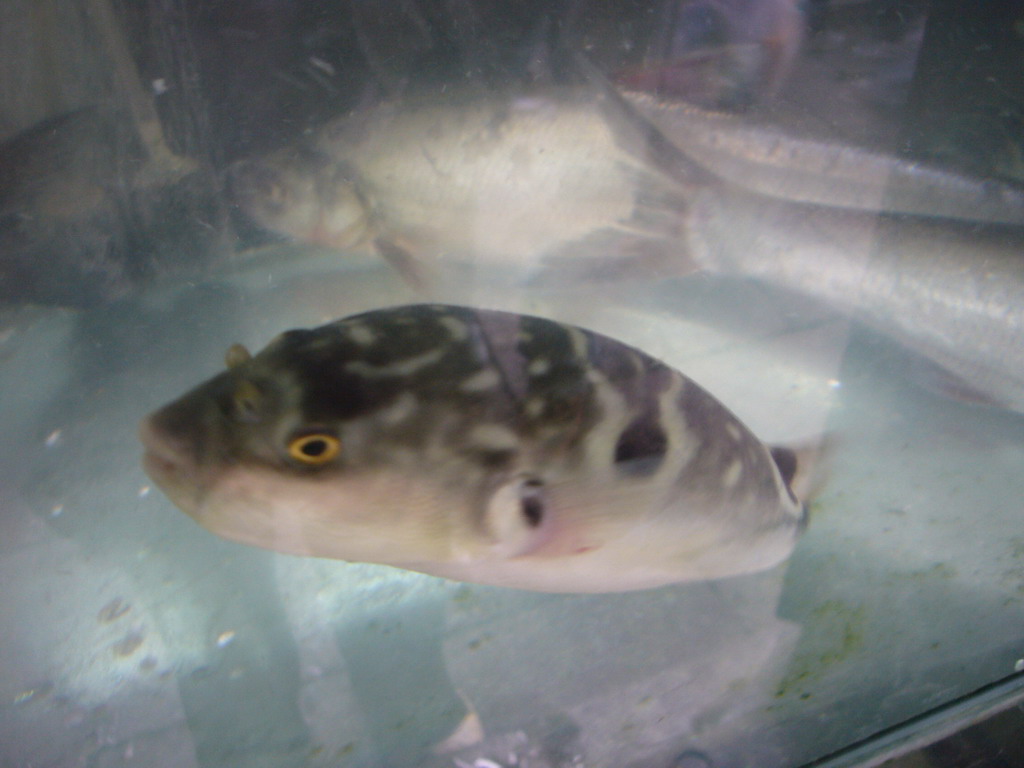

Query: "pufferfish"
left=140, top=304, right=809, bottom=593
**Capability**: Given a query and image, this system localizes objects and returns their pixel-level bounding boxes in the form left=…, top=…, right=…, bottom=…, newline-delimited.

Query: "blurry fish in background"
left=0, top=0, right=239, bottom=309
left=682, top=184, right=1024, bottom=414
left=583, top=73, right=1024, bottom=415
left=586, top=3, right=1024, bottom=417
left=0, top=110, right=133, bottom=306
left=228, top=87, right=690, bottom=289
left=0, top=109, right=231, bottom=307
left=614, top=0, right=806, bottom=108
left=228, top=67, right=1024, bottom=289
left=141, top=304, right=815, bottom=593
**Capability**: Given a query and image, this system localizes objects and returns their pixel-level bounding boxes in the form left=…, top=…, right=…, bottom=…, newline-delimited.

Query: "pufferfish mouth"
left=142, top=447, right=178, bottom=486
left=138, top=416, right=203, bottom=515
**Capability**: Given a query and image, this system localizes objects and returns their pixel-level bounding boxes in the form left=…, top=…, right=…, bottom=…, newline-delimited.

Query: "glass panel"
left=2, top=2, right=1022, bottom=767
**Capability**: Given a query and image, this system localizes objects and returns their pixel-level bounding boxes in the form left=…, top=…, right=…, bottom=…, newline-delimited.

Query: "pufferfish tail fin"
left=771, top=434, right=836, bottom=530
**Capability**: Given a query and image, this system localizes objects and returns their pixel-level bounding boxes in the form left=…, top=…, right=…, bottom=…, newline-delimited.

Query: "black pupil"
left=302, top=438, right=327, bottom=457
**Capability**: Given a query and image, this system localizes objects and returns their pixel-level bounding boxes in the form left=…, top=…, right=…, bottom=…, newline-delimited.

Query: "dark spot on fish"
left=614, top=416, right=668, bottom=476
left=477, top=448, right=517, bottom=469
left=521, top=478, right=545, bottom=528
left=278, top=306, right=501, bottom=424
left=770, top=446, right=799, bottom=504
left=97, top=597, right=130, bottom=624
left=111, top=630, right=145, bottom=657
left=288, top=351, right=401, bottom=422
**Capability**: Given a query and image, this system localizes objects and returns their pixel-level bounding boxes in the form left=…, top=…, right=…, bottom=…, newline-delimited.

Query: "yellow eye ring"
left=288, top=433, right=341, bottom=465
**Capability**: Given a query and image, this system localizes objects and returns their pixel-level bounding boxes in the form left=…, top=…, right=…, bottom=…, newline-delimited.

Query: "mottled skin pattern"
left=142, top=304, right=805, bottom=592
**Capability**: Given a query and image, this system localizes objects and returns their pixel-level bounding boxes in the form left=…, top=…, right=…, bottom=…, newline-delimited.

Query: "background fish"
left=140, top=304, right=808, bottom=593
left=228, top=88, right=689, bottom=285
left=0, top=109, right=230, bottom=307
left=584, top=72, right=1024, bottom=415
left=229, top=76, right=1024, bottom=291
left=619, top=89, right=1024, bottom=226
left=681, top=184, right=1024, bottom=414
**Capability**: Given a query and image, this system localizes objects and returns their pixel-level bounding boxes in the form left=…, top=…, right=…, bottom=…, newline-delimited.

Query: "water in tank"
left=1, top=1, right=1023, bottom=766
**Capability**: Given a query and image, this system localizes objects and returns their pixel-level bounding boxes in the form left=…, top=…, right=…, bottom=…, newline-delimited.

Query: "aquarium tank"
left=1, top=1, right=1023, bottom=766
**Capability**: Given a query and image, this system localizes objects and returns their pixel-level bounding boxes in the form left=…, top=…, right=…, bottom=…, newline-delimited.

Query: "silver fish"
left=228, top=88, right=687, bottom=282
left=619, top=90, right=1024, bottom=226
left=683, top=183, right=1024, bottom=413
left=588, top=75, right=1024, bottom=413
left=140, top=304, right=807, bottom=593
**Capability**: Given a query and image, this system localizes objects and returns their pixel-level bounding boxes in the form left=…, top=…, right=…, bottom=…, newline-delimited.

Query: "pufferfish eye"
left=288, top=432, right=341, bottom=465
